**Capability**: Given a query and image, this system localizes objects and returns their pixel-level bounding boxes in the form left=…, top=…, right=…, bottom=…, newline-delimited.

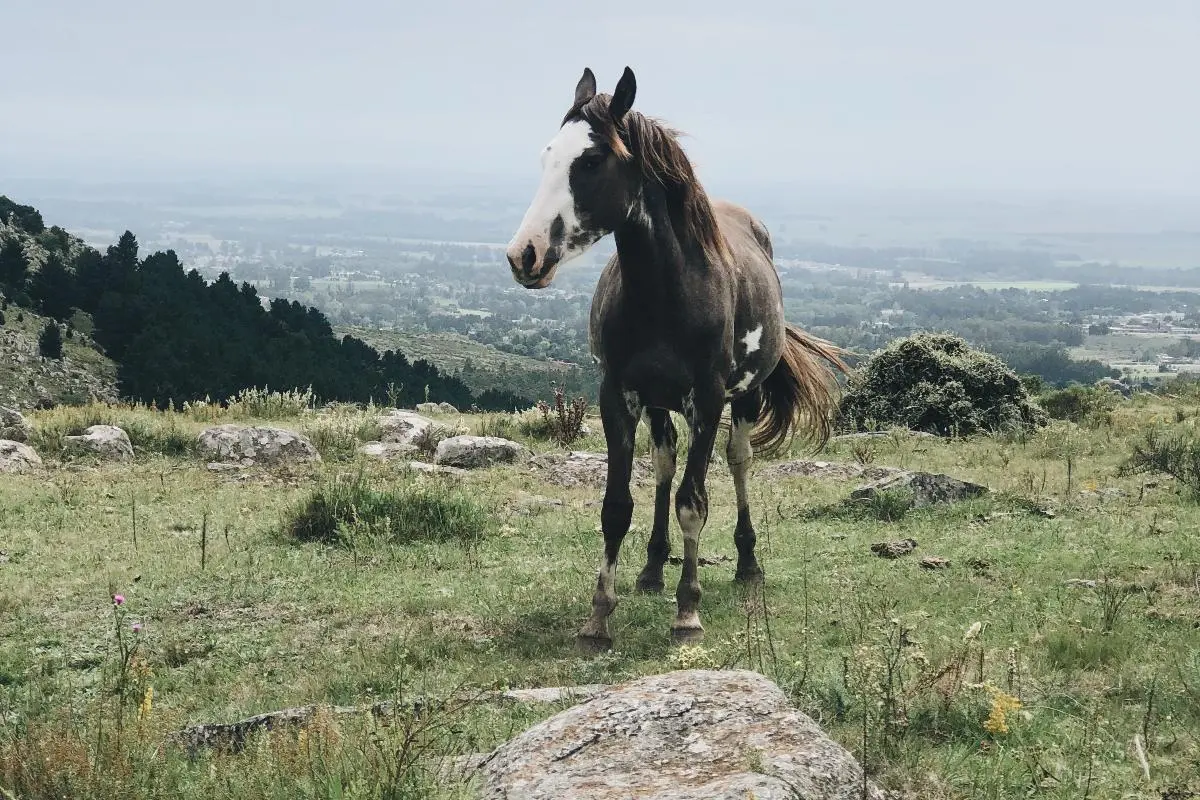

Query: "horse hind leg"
left=635, top=409, right=676, bottom=594
left=672, top=387, right=722, bottom=644
left=729, top=393, right=764, bottom=583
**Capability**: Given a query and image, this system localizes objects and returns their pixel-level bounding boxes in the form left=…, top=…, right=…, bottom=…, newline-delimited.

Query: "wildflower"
left=138, top=686, right=154, bottom=721
left=131, top=622, right=143, bottom=634
left=113, top=594, right=125, bottom=606
left=983, top=685, right=1022, bottom=735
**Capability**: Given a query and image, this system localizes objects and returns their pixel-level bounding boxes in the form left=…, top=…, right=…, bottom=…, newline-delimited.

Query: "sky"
left=2, top=0, right=1198, bottom=197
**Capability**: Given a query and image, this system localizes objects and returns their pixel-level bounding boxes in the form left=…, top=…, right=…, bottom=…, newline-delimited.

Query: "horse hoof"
left=670, top=626, right=704, bottom=646
left=575, top=634, right=613, bottom=655
left=634, top=574, right=665, bottom=594
left=734, top=568, right=764, bottom=585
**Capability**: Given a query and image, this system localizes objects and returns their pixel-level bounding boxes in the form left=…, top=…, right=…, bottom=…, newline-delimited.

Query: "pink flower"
left=131, top=622, right=143, bottom=634
left=113, top=594, right=125, bottom=606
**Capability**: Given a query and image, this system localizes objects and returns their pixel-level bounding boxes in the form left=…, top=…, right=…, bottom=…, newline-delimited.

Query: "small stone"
left=870, top=538, right=918, bottom=558
left=919, top=556, right=951, bottom=569
left=63, top=425, right=134, bottom=462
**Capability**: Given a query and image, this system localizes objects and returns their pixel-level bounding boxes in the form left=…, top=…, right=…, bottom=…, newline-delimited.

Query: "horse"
left=505, top=66, right=849, bottom=652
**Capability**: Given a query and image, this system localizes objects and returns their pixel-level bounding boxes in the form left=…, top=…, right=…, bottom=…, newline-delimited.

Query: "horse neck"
left=613, top=181, right=710, bottom=305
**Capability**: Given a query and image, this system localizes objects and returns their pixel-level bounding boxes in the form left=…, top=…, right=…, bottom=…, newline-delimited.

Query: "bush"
left=282, top=471, right=489, bottom=545
left=38, top=321, right=63, bottom=359
left=837, top=332, right=1048, bottom=437
left=1037, top=385, right=1117, bottom=425
left=535, top=386, right=588, bottom=446
left=1120, top=427, right=1200, bottom=499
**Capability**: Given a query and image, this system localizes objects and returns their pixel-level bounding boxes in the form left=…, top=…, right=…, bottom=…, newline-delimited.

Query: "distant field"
left=904, top=278, right=1080, bottom=291
left=338, top=326, right=571, bottom=374
left=1071, top=332, right=1191, bottom=365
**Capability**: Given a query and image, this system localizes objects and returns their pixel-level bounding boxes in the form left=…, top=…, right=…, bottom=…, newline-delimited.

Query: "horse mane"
left=565, top=95, right=732, bottom=266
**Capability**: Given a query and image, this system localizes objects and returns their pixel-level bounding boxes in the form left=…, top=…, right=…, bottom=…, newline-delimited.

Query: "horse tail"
left=751, top=324, right=851, bottom=456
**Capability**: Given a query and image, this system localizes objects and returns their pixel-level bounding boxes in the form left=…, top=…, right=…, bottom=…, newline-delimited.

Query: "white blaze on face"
left=506, top=120, right=596, bottom=284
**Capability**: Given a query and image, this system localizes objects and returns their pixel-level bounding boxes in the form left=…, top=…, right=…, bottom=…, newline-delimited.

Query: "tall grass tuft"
left=30, top=401, right=196, bottom=457
left=281, top=471, right=489, bottom=546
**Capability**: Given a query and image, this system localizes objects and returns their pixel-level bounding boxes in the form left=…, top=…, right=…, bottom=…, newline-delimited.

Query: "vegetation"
left=2, top=393, right=1198, bottom=799
left=1038, top=385, right=1119, bottom=425
left=37, top=321, right=63, bottom=359
left=837, top=332, right=1049, bottom=436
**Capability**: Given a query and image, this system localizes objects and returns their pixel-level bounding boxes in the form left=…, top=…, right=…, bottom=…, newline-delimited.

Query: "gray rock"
left=437, top=402, right=459, bottom=414
left=434, top=435, right=531, bottom=469
left=850, top=471, right=989, bottom=508
left=358, top=441, right=420, bottom=460
left=476, top=668, right=885, bottom=800
left=197, top=425, right=321, bottom=465
left=377, top=410, right=437, bottom=445
left=402, top=460, right=467, bottom=477
left=0, top=439, right=42, bottom=473
left=759, top=459, right=907, bottom=482
left=0, top=406, right=33, bottom=443
left=530, top=450, right=653, bottom=488
left=63, top=425, right=133, bottom=461
left=871, top=538, right=918, bottom=559
left=415, top=402, right=441, bottom=414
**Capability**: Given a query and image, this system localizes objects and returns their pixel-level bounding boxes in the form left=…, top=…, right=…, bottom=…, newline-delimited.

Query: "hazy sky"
left=2, top=0, right=1198, bottom=195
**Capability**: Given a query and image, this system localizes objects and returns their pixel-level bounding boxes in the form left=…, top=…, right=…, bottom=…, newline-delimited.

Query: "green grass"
left=338, top=327, right=575, bottom=375
left=1, top=397, right=1198, bottom=798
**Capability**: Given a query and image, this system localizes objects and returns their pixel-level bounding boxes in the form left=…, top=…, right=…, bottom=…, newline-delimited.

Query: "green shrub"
left=1037, top=385, right=1117, bottom=426
left=282, top=472, right=488, bottom=545
left=38, top=321, right=63, bottom=359
left=837, top=332, right=1048, bottom=437
left=1120, top=426, right=1200, bottom=499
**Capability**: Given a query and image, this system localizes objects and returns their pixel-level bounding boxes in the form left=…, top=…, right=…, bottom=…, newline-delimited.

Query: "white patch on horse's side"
left=509, top=119, right=594, bottom=253
left=741, top=325, right=763, bottom=355
left=732, top=370, right=757, bottom=393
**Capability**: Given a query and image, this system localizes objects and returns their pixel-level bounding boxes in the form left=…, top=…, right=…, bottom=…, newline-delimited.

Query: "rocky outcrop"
left=758, top=459, right=907, bottom=482
left=0, top=440, right=42, bottom=473
left=415, top=402, right=459, bottom=414
left=357, top=441, right=420, bottom=460
left=0, top=406, right=33, bottom=443
left=62, top=425, right=133, bottom=461
left=433, top=436, right=531, bottom=469
left=197, top=425, right=321, bottom=466
left=475, top=668, right=886, bottom=800
left=850, top=471, right=989, bottom=508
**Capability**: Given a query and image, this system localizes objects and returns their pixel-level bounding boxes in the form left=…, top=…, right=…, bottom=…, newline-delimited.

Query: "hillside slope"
left=0, top=308, right=118, bottom=409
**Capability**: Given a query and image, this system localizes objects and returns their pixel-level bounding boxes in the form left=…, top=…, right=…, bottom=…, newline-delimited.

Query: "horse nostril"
left=521, top=243, right=537, bottom=272
left=506, top=251, right=519, bottom=271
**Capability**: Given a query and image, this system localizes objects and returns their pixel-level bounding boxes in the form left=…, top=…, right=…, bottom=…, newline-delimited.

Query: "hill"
left=0, top=196, right=535, bottom=412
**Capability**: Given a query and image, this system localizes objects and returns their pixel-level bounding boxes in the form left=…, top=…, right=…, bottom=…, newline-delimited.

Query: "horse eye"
left=579, top=153, right=605, bottom=170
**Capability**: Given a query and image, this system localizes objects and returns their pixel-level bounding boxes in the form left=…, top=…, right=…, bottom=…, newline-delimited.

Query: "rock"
left=475, top=668, right=885, bottom=800
left=834, top=431, right=937, bottom=442
left=437, top=402, right=459, bottom=414
left=62, top=425, right=133, bottom=461
left=0, top=406, right=33, bottom=443
left=758, top=459, right=906, bottom=482
left=516, top=493, right=565, bottom=515
left=871, top=538, right=918, bottom=559
left=415, top=402, right=441, bottom=414
left=377, top=410, right=437, bottom=445
left=919, top=556, right=951, bottom=570
left=850, top=471, right=989, bottom=508
left=1064, top=578, right=1097, bottom=589
left=197, top=425, right=321, bottom=466
left=0, top=439, right=42, bottom=473
left=530, top=451, right=653, bottom=488
left=402, top=461, right=468, bottom=477
left=358, top=441, right=420, bottom=460
left=434, top=436, right=531, bottom=469
left=500, top=684, right=607, bottom=704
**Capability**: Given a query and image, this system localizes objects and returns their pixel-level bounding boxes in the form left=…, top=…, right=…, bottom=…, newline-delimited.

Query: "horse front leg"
left=671, top=386, right=722, bottom=644
left=635, top=408, right=676, bottom=594
left=576, top=382, right=640, bottom=654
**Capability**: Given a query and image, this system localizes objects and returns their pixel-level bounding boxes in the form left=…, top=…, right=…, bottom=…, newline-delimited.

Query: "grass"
left=0, top=396, right=1198, bottom=798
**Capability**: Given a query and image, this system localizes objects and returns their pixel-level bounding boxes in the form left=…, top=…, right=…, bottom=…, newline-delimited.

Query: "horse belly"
left=621, top=347, right=693, bottom=411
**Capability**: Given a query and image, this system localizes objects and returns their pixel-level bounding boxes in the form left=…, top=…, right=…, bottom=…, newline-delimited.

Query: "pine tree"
left=31, top=252, right=77, bottom=320
left=0, top=236, right=30, bottom=292
left=38, top=320, right=63, bottom=359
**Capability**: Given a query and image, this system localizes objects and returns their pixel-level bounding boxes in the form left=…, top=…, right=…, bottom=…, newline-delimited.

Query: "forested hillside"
left=0, top=196, right=531, bottom=411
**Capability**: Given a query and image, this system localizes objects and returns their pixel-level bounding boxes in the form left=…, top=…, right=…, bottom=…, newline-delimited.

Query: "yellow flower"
left=138, top=686, right=154, bottom=722
left=983, top=686, right=1021, bottom=735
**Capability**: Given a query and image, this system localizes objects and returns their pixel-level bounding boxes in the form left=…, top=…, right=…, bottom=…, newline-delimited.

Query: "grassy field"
left=338, top=326, right=576, bottom=375
left=1, top=396, right=1199, bottom=799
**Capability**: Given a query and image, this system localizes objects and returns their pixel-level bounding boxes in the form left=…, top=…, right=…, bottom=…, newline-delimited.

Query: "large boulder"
left=850, top=470, right=989, bottom=508
left=357, top=441, right=420, bottom=460
left=0, top=440, right=42, bottom=473
left=197, top=425, right=321, bottom=466
left=433, top=435, right=531, bottom=469
left=530, top=450, right=653, bottom=488
left=63, top=425, right=134, bottom=461
left=476, top=668, right=886, bottom=800
left=0, top=406, right=33, bottom=443
left=377, top=410, right=437, bottom=445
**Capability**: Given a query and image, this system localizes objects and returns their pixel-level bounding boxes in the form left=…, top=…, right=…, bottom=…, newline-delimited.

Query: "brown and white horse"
left=506, top=66, right=848, bottom=651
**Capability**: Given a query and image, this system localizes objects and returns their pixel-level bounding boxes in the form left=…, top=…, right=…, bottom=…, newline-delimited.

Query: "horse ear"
left=610, top=66, right=636, bottom=121
left=574, top=68, right=597, bottom=107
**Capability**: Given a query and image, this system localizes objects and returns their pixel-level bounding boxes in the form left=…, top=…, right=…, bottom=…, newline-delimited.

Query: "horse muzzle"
left=506, top=239, right=561, bottom=289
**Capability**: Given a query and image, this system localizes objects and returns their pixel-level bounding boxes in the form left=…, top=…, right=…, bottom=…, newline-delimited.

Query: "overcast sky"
left=2, top=0, right=1197, bottom=195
